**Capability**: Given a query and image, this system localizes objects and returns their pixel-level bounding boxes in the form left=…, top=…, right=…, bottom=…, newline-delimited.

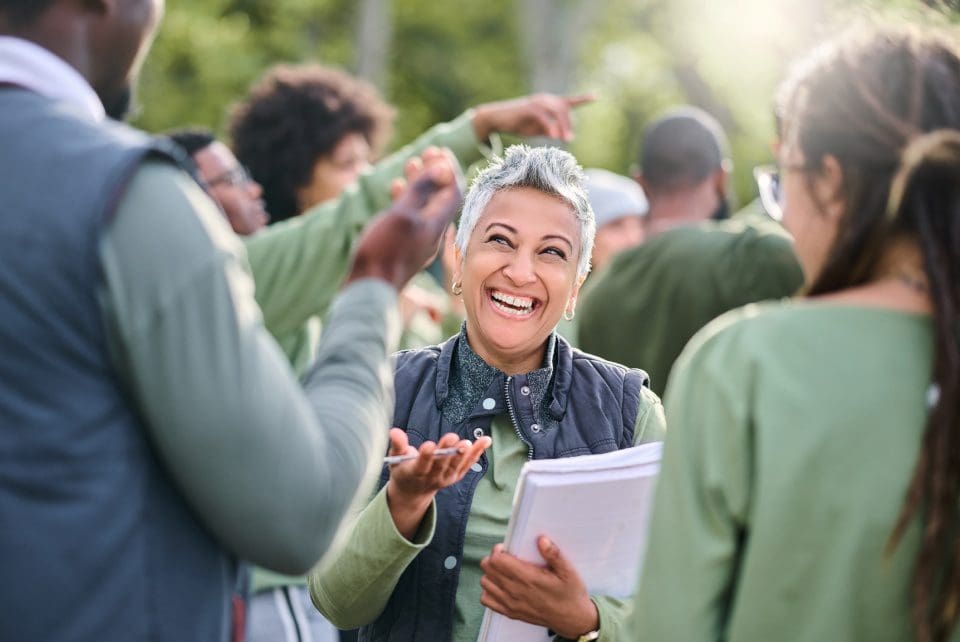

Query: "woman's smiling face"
left=457, top=187, right=584, bottom=374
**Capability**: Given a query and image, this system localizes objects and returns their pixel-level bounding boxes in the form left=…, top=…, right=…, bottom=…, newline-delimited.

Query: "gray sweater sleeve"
left=98, top=160, right=398, bottom=574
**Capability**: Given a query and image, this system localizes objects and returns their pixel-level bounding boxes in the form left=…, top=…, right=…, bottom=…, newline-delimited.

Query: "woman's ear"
left=815, top=154, right=846, bottom=221
left=566, top=275, right=587, bottom=315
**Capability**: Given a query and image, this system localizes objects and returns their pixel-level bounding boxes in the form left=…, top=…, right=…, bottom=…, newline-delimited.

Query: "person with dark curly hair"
left=229, top=64, right=395, bottom=222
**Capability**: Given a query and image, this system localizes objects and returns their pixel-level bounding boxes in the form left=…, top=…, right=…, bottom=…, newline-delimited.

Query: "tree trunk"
left=519, top=0, right=600, bottom=94
left=354, top=0, right=392, bottom=91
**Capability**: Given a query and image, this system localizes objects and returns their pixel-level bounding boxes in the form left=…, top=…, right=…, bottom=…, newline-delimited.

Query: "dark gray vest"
left=0, top=88, right=238, bottom=641
left=359, top=333, right=646, bottom=641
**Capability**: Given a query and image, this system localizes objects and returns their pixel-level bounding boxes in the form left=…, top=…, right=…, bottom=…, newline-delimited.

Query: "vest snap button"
left=520, top=385, right=530, bottom=396
left=531, top=423, right=541, bottom=433
left=470, top=462, right=482, bottom=473
left=443, top=556, right=457, bottom=570
left=473, top=427, right=485, bottom=439
left=482, top=397, right=496, bottom=410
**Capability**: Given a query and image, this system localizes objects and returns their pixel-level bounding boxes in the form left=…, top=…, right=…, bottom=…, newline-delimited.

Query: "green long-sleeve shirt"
left=628, top=301, right=941, bottom=641
left=99, top=160, right=400, bottom=574
left=310, top=387, right=666, bottom=641
left=247, top=111, right=487, bottom=374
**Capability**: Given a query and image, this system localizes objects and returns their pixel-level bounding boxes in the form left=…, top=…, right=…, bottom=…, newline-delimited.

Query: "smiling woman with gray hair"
left=309, top=145, right=666, bottom=642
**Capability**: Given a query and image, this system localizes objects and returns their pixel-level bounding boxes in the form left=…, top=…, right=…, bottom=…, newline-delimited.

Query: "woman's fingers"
left=455, top=435, right=492, bottom=477
left=388, top=427, right=412, bottom=456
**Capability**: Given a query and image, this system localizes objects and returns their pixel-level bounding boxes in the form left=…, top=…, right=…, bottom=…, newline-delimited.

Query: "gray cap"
left=584, top=168, right=648, bottom=227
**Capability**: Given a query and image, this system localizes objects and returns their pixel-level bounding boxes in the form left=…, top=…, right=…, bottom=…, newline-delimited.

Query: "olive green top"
left=628, top=301, right=946, bottom=641
left=577, top=214, right=803, bottom=395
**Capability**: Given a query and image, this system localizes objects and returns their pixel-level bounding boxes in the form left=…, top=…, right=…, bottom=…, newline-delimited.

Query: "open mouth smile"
left=488, top=289, right=539, bottom=318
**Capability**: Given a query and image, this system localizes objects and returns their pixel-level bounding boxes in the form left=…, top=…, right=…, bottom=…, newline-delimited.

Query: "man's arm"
left=99, top=160, right=399, bottom=573
left=245, top=112, right=480, bottom=339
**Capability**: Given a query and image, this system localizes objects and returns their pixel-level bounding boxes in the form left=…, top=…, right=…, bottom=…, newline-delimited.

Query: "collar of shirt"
left=0, top=36, right=105, bottom=122
left=441, top=323, right=557, bottom=427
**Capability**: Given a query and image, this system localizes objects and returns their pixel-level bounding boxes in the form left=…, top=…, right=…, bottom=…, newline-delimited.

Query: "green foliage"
left=136, top=0, right=960, bottom=204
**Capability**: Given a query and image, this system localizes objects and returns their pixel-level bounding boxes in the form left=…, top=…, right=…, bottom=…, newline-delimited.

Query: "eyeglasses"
left=206, top=165, right=253, bottom=189
left=753, top=164, right=783, bottom=221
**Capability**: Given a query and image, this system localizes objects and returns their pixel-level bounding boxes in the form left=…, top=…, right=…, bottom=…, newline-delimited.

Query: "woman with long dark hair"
left=629, top=25, right=960, bottom=642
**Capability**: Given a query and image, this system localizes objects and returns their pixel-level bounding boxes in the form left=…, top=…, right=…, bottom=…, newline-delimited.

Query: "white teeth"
left=492, top=298, right=532, bottom=316
left=491, top=291, right=533, bottom=310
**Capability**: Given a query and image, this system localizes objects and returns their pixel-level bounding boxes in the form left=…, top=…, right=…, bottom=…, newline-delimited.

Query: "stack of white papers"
left=477, top=441, right=663, bottom=642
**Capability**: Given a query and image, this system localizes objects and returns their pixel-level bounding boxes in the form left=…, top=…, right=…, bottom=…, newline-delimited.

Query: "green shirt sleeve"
left=99, top=160, right=401, bottom=575
left=309, top=485, right=438, bottom=629
left=587, top=384, right=666, bottom=642
left=626, top=317, right=752, bottom=641
left=247, top=110, right=484, bottom=341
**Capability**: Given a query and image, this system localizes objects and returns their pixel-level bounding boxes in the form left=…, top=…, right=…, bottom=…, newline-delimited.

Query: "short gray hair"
left=456, top=145, right=596, bottom=279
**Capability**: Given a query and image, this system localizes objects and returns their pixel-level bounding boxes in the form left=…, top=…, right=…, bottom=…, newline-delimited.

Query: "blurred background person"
left=167, top=128, right=269, bottom=235
left=555, top=167, right=648, bottom=345
left=631, top=25, right=960, bottom=642
left=636, top=106, right=732, bottom=238
left=585, top=168, right=649, bottom=273
left=229, top=64, right=393, bottom=222
left=577, top=107, right=801, bottom=394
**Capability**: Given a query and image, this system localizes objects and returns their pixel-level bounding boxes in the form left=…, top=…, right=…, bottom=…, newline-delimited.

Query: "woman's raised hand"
left=479, top=536, right=599, bottom=639
left=385, top=428, right=492, bottom=540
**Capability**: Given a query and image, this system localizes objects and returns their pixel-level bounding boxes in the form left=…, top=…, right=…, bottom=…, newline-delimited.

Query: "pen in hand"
left=383, top=446, right=465, bottom=465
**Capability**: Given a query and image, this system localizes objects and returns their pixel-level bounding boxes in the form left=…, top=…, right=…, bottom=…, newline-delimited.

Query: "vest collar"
left=434, top=326, right=573, bottom=421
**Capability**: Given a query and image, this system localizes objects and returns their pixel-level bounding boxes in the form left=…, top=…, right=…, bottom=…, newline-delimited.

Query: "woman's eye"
left=543, top=247, right=567, bottom=260
left=487, top=234, right=512, bottom=247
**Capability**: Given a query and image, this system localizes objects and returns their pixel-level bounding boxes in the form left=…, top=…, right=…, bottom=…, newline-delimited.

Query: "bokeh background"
left=134, top=0, right=959, bottom=204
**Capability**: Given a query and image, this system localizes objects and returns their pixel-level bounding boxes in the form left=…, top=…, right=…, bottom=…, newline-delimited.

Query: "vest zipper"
left=504, top=375, right=534, bottom=460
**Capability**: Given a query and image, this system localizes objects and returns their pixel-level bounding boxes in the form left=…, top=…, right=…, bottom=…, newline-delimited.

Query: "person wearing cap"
left=585, top=168, right=649, bottom=273
left=554, top=168, right=648, bottom=346
left=577, top=107, right=803, bottom=395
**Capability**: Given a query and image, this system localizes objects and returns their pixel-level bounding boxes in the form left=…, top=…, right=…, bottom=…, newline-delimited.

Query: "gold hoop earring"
left=451, top=281, right=462, bottom=296
left=563, top=309, right=575, bottom=322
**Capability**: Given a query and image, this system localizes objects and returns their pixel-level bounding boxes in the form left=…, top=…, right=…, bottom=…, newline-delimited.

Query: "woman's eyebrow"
left=484, top=222, right=518, bottom=234
left=542, top=234, right=574, bottom=250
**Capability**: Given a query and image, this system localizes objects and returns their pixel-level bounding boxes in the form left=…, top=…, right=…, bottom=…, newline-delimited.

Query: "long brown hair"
left=777, top=27, right=960, bottom=642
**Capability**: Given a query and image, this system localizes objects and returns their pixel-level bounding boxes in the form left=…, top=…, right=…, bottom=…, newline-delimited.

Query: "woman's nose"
left=502, top=253, right=536, bottom=286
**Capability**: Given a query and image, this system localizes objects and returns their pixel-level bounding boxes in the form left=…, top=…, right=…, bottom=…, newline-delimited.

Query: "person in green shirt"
left=577, top=210, right=803, bottom=396
left=629, top=25, right=960, bottom=642
left=576, top=105, right=803, bottom=395
left=310, top=145, right=666, bottom=642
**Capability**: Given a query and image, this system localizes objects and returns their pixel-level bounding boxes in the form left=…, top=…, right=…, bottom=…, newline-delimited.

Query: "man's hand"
left=471, top=93, right=596, bottom=143
left=346, top=147, right=463, bottom=290
left=480, top=536, right=599, bottom=640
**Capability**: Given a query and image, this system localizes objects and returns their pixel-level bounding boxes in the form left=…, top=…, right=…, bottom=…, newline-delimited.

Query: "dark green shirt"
left=577, top=215, right=803, bottom=395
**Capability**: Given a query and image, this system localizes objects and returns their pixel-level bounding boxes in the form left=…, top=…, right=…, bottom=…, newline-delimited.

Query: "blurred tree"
left=136, top=0, right=959, bottom=203
left=355, top=0, right=393, bottom=92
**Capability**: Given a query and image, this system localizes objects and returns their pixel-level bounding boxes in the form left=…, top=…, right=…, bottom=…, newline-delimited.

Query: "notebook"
left=476, top=441, right=663, bottom=642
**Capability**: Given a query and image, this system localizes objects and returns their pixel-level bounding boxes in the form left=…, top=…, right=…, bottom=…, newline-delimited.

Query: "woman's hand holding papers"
left=479, top=536, right=599, bottom=639
left=385, top=428, right=491, bottom=541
